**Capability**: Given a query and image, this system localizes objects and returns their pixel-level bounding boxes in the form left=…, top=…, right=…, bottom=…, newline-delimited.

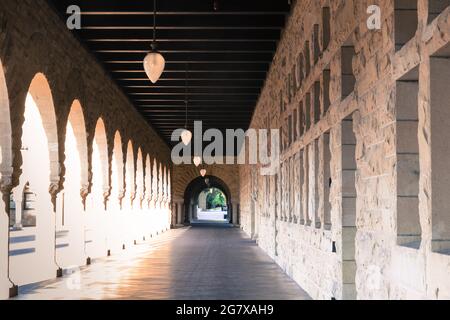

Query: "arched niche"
left=9, top=72, right=59, bottom=287
left=111, top=131, right=124, bottom=205
left=124, top=140, right=135, bottom=207
left=91, top=118, right=109, bottom=204
left=65, top=100, right=88, bottom=196
left=152, top=160, right=159, bottom=204
left=158, top=163, right=163, bottom=202
left=144, top=155, right=152, bottom=206
left=56, top=100, right=88, bottom=267
left=136, top=148, right=144, bottom=207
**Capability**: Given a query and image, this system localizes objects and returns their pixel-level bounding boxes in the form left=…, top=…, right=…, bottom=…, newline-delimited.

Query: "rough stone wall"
left=0, top=0, right=171, bottom=196
left=240, top=0, right=450, bottom=299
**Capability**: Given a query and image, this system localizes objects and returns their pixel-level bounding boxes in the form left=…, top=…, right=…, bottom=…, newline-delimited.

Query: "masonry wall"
left=240, top=0, right=450, bottom=299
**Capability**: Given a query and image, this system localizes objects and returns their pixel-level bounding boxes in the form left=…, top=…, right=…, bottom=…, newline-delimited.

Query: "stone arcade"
left=0, top=0, right=449, bottom=300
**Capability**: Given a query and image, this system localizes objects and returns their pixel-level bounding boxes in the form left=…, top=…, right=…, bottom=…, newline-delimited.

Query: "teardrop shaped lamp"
left=181, top=129, right=192, bottom=146
left=193, top=156, right=202, bottom=167
left=144, top=45, right=165, bottom=84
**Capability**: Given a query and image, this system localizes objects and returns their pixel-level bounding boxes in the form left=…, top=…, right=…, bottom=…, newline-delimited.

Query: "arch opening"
left=85, top=118, right=108, bottom=259
left=9, top=73, right=59, bottom=286
left=183, top=176, right=232, bottom=225
left=196, top=187, right=228, bottom=222
left=56, top=100, right=87, bottom=267
left=108, top=131, right=125, bottom=253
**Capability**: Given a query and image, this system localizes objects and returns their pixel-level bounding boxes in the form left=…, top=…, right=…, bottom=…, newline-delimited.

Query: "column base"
left=9, top=285, right=18, bottom=298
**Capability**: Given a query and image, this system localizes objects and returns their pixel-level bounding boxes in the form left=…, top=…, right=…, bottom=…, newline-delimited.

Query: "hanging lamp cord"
left=185, top=63, right=188, bottom=129
left=152, top=0, right=157, bottom=49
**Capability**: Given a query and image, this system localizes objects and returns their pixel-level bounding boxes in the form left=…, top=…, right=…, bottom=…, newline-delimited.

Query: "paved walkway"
left=15, top=225, right=310, bottom=300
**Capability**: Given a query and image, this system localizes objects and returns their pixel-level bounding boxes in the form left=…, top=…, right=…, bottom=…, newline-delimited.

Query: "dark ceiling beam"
left=125, top=86, right=261, bottom=89
left=144, top=113, right=252, bottom=117
left=88, top=41, right=277, bottom=51
left=138, top=103, right=261, bottom=109
left=130, top=94, right=258, bottom=99
left=117, top=77, right=264, bottom=86
left=141, top=111, right=251, bottom=114
left=80, top=12, right=287, bottom=16
left=79, top=29, right=282, bottom=41
left=50, top=0, right=290, bottom=13
left=84, top=26, right=282, bottom=30
left=125, top=88, right=261, bottom=94
left=98, top=51, right=275, bottom=61
left=80, top=15, right=286, bottom=28
left=113, top=71, right=267, bottom=77
left=119, top=80, right=265, bottom=87
left=134, top=98, right=256, bottom=102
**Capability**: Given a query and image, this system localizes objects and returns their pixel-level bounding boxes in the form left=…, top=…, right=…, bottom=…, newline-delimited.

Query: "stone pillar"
left=232, top=202, right=239, bottom=226
left=13, top=199, right=23, bottom=230
left=0, top=177, right=13, bottom=299
left=176, top=202, right=184, bottom=226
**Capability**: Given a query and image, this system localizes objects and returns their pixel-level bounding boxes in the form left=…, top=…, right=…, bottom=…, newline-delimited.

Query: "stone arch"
left=152, top=160, right=158, bottom=203
left=162, top=165, right=167, bottom=201
left=183, top=175, right=233, bottom=224
left=125, top=140, right=135, bottom=206
left=9, top=72, right=60, bottom=286
left=66, top=100, right=89, bottom=197
left=158, top=163, right=163, bottom=202
left=136, top=148, right=144, bottom=207
left=27, top=73, right=60, bottom=194
left=167, top=168, right=171, bottom=203
left=57, top=100, right=88, bottom=267
left=92, top=118, right=109, bottom=202
left=111, top=131, right=124, bottom=204
left=144, top=154, right=152, bottom=205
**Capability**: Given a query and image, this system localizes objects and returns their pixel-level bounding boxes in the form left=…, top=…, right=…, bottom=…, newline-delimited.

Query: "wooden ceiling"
left=47, top=0, right=291, bottom=146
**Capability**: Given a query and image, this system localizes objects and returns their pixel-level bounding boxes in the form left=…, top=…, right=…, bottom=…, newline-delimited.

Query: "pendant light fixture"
left=200, top=169, right=207, bottom=177
left=193, top=156, right=202, bottom=167
left=181, top=63, right=192, bottom=146
left=143, top=0, right=165, bottom=84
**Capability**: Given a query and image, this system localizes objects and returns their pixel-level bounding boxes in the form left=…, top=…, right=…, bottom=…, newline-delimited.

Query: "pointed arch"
left=136, top=148, right=144, bottom=205
left=167, top=168, right=171, bottom=203
left=125, top=140, right=135, bottom=205
left=152, top=160, right=158, bottom=201
left=65, top=100, right=88, bottom=192
left=57, top=100, right=88, bottom=267
left=9, top=72, right=59, bottom=286
left=158, top=163, right=163, bottom=201
left=164, top=166, right=168, bottom=201
left=92, top=118, right=109, bottom=197
left=144, top=154, right=152, bottom=203
left=111, top=131, right=124, bottom=202
left=27, top=73, right=59, bottom=186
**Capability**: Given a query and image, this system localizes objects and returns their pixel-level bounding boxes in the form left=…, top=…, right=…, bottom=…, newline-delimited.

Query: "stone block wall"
left=239, top=0, right=450, bottom=299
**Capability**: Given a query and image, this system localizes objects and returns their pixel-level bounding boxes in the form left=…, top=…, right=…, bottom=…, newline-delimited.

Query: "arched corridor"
left=0, top=0, right=450, bottom=302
